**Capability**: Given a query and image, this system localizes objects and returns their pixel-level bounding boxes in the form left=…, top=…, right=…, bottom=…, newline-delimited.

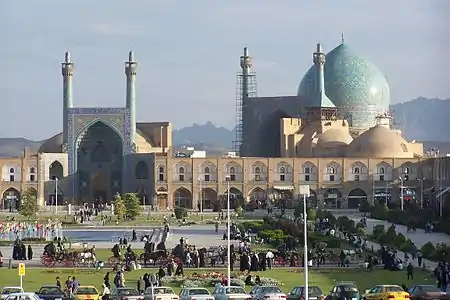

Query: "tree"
left=19, top=190, right=38, bottom=219
left=113, top=193, right=126, bottom=221
left=123, top=193, right=141, bottom=220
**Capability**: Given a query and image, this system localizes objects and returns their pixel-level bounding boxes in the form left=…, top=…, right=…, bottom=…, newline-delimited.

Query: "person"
left=101, top=283, right=110, bottom=300
left=27, top=245, right=33, bottom=260
left=417, top=250, right=423, bottom=267
left=72, top=277, right=79, bottom=294
left=132, top=230, right=137, bottom=242
left=137, top=277, right=145, bottom=293
left=65, top=276, right=73, bottom=295
left=407, top=262, right=414, bottom=280
left=56, top=277, right=61, bottom=289
left=104, top=272, right=111, bottom=288
left=215, top=222, right=219, bottom=233
left=111, top=244, right=120, bottom=259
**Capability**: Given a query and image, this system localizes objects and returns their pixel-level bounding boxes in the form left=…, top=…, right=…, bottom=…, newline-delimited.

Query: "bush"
left=359, top=199, right=371, bottom=212
left=372, top=225, right=385, bottom=240
left=395, top=233, right=407, bottom=248
left=307, top=208, right=317, bottom=221
left=421, top=242, right=436, bottom=259
left=174, top=207, right=188, bottom=219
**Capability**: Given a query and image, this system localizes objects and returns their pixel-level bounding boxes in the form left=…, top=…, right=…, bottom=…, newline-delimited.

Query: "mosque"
left=0, top=38, right=444, bottom=210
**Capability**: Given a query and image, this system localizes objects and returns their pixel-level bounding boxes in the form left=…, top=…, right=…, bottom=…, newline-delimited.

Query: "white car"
left=143, top=287, right=179, bottom=300
left=180, top=288, right=214, bottom=300
left=212, top=286, right=250, bottom=300
left=5, top=293, right=40, bottom=300
left=1, top=288, right=25, bottom=300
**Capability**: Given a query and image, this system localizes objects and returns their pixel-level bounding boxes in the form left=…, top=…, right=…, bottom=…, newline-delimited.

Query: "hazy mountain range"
left=1, top=97, right=450, bottom=157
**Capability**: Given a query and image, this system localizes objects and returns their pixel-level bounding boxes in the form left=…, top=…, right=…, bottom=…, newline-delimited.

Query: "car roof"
left=2, top=287, right=23, bottom=290
left=40, top=286, right=59, bottom=288
left=78, top=286, right=97, bottom=289
left=7, top=293, right=36, bottom=296
left=183, top=288, right=207, bottom=290
left=377, top=285, right=401, bottom=288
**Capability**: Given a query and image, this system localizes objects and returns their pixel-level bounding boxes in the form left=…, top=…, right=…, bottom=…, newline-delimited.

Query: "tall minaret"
left=125, top=51, right=137, bottom=144
left=312, top=43, right=334, bottom=108
left=62, top=51, right=74, bottom=146
left=240, top=47, right=252, bottom=100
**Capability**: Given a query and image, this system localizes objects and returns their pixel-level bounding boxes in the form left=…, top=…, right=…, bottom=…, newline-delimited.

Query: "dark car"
left=409, top=285, right=450, bottom=300
left=326, top=282, right=360, bottom=300
left=36, top=286, right=68, bottom=300
left=287, top=286, right=323, bottom=300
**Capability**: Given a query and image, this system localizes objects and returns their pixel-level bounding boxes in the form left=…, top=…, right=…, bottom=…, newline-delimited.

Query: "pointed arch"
left=349, top=161, right=368, bottom=181
left=199, top=160, right=217, bottom=182
left=76, top=119, right=124, bottom=141
left=249, top=161, right=268, bottom=182
left=399, top=162, right=415, bottom=181
left=135, top=161, right=149, bottom=179
left=157, top=165, right=166, bottom=182
left=49, top=160, right=63, bottom=180
left=323, top=161, right=342, bottom=183
left=248, top=187, right=268, bottom=202
left=172, top=161, right=192, bottom=182
left=2, top=187, right=21, bottom=210
left=220, top=187, right=243, bottom=210
left=376, top=161, right=393, bottom=181
left=174, top=187, right=193, bottom=209
left=300, top=161, right=317, bottom=182
left=224, top=161, right=242, bottom=182
left=200, top=187, right=217, bottom=210
left=348, top=188, right=367, bottom=209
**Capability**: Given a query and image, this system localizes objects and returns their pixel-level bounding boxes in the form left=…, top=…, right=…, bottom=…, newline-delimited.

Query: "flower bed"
left=160, top=271, right=283, bottom=288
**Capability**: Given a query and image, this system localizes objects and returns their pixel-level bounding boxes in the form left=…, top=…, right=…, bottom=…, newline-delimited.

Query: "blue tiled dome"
left=298, top=43, right=390, bottom=129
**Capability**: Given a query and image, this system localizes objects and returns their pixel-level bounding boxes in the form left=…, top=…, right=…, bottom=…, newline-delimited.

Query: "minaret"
left=62, top=51, right=74, bottom=146
left=240, top=47, right=252, bottom=100
left=125, top=51, right=137, bottom=144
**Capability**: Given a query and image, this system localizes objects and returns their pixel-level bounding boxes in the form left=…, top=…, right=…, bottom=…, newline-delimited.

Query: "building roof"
left=346, top=125, right=411, bottom=158
left=316, top=128, right=353, bottom=147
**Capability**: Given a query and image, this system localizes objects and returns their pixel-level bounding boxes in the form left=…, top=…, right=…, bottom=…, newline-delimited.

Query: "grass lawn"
left=0, top=267, right=434, bottom=293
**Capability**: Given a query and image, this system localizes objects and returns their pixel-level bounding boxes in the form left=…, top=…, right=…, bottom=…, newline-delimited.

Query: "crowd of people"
left=0, top=219, right=63, bottom=241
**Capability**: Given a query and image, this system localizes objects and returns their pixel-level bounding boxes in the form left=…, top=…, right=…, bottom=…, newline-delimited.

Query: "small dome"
left=347, top=125, right=411, bottom=158
left=317, top=128, right=353, bottom=147
left=38, top=132, right=63, bottom=153
left=298, top=43, right=390, bottom=130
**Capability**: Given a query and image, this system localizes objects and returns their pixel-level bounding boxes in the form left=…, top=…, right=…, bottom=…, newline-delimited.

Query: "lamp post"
left=299, top=185, right=310, bottom=300
left=418, top=178, right=424, bottom=210
left=55, top=177, right=59, bottom=214
left=399, top=176, right=404, bottom=211
left=225, top=175, right=231, bottom=286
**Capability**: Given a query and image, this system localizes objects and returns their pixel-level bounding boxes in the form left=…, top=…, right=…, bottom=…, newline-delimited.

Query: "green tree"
left=19, top=190, right=38, bottom=219
left=113, top=193, right=126, bottom=221
left=123, top=193, right=141, bottom=220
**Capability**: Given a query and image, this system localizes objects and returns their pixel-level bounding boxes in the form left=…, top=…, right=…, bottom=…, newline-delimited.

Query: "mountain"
left=0, top=97, right=449, bottom=157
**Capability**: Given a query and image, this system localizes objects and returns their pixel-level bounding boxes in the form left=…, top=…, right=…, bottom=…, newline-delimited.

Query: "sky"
left=1, top=0, right=449, bottom=140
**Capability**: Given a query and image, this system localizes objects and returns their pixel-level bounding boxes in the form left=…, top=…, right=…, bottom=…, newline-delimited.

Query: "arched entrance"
left=156, top=187, right=168, bottom=209
left=271, top=188, right=294, bottom=209
left=248, top=187, right=267, bottom=202
left=219, top=187, right=243, bottom=210
left=200, top=188, right=217, bottom=210
left=76, top=121, right=123, bottom=204
left=48, top=187, right=64, bottom=206
left=348, top=188, right=367, bottom=209
left=2, top=188, right=20, bottom=211
left=323, top=188, right=342, bottom=209
left=174, top=187, right=193, bottom=209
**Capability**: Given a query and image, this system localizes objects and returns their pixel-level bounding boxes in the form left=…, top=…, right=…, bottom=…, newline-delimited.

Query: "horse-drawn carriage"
left=41, top=242, right=96, bottom=267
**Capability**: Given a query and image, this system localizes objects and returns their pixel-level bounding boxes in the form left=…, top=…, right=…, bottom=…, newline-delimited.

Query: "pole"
left=303, top=193, right=309, bottom=300
left=227, top=178, right=231, bottom=286
left=385, top=181, right=388, bottom=205
left=372, top=170, right=375, bottom=206
left=400, top=176, right=404, bottom=211
left=199, top=178, right=203, bottom=214
left=20, top=275, right=23, bottom=289
left=420, top=179, right=423, bottom=210
left=55, top=177, right=58, bottom=214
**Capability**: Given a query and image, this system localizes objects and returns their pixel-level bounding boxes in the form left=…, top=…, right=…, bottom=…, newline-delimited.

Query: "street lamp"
left=54, top=177, right=59, bottom=214
left=198, top=177, right=203, bottom=215
left=399, top=176, right=404, bottom=211
left=417, top=178, right=425, bottom=209
left=299, top=185, right=310, bottom=300
left=225, top=175, right=231, bottom=286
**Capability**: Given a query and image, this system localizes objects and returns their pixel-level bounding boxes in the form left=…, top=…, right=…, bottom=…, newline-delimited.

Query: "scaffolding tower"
left=234, top=47, right=257, bottom=156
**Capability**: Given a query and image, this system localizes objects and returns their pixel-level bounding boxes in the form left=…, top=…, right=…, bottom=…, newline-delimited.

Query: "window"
left=158, top=166, right=165, bottom=182
left=329, top=167, right=335, bottom=174
left=304, top=167, right=310, bottom=174
left=29, top=167, right=36, bottom=182
left=10, top=175, right=15, bottom=182
left=204, top=174, right=210, bottom=182
left=230, top=174, right=236, bottom=181
left=159, top=167, right=164, bottom=173
left=379, top=167, right=385, bottom=174
left=30, top=175, right=36, bottom=182
left=30, top=167, right=35, bottom=173
left=255, top=167, right=261, bottom=173
left=305, top=175, right=310, bottom=182
left=230, top=167, right=236, bottom=173
left=9, top=168, right=14, bottom=173
left=159, top=173, right=164, bottom=181
left=255, top=174, right=261, bottom=181
left=354, top=167, right=360, bottom=174
left=330, top=175, right=335, bottom=182
left=380, top=175, right=385, bottom=181
left=179, top=167, right=185, bottom=174
left=179, top=174, right=185, bottom=181
left=280, top=174, right=285, bottom=182
left=404, top=175, right=409, bottom=181
left=354, top=175, right=360, bottom=181
left=280, top=167, right=286, bottom=173
left=403, top=167, right=410, bottom=174
left=204, top=167, right=210, bottom=174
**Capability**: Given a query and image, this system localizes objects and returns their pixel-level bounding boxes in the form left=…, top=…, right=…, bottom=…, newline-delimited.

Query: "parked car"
left=74, top=286, right=100, bottom=300
left=327, top=282, right=360, bottom=300
left=110, top=288, right=143, bottom=300
left=408, top=285, right=450, bottom=300
left=179, top=288, right=213, bottom=300
left=212, top=287, right=250, bottom=300
left=249, top=286, right=286, bottom=300
left=362, top=285, right=409, bottom=300
left=5, top=293, right=40, bottom=300
left=287, top=286, right=323, bottom=300
left=143, top=287, right=179, bottom=300
left=1, top=287, right=24, bottom=300
left=36, top=285, right=67, bottom=300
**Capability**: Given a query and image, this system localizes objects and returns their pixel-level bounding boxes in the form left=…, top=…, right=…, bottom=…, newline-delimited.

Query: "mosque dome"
left=316, top=128, right=353, bottom=147
left=38, top=132, right=63, bottom=153
left=298, top=43, right=390, bottom=130
left=346, top=125, right=411, bottom=158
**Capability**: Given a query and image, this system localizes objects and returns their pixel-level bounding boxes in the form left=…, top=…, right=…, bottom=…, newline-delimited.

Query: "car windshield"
left=419, top=286, right=441, bottom=293
left=342, top=287, right=358, bottom=292
left=118, top=289, right=139, bottom=296
left=226, top=288, right=246, bottom=294
left=257, top=287, right=282, bottom=294
left=188, top=289, right=209, bottom=295
left=146, top=288, right=175, bottom=295
left=2, top=288, right=23, bottom=294
left=39, top=287, right=61, bottom=295
left=76, top=288, right=99, bottom=295
left=385, top=287, right=403, bottom=292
